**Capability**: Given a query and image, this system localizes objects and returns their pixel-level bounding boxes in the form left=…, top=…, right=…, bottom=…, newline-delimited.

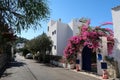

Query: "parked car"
left=25, top=53, right=33, bottom=59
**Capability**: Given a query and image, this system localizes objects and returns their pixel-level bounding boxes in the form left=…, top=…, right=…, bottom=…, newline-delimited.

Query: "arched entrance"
left=82, top=46, right=92, bottom=71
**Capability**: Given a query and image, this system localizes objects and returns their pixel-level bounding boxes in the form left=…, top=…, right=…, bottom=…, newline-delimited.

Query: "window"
left=54, top=45, right=56, bottom=49
left=52, top=30, right=56, bottom=35
left=52, top=32, right=54, bottom=35
left=48, top=26, right=49, bottom=31
left=54, top=30, right=56, bottom=34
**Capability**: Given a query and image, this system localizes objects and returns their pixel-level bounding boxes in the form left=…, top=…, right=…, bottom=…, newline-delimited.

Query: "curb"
left=67, top=69, right=120, bottom=80
left=71, top=70, right=102, bottom=80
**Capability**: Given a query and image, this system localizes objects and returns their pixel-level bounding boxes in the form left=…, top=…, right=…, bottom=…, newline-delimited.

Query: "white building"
left=68, top=19, right=83, bottom=36
left=47, top=19, right=83, bottom=56
left=16, top=43, right=25, bottom=49
left=111, top=5, right=120, bottom=72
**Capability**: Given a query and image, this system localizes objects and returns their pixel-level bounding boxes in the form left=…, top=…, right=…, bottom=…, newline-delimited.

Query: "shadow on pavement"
left=7, top=60, right=26, bottom=68
left=0, top=61, right=26, bottom=78
left=39, top=63, right=62, bottom=68
left=1, top=72, right=13, bottom=78
left=33, top=60, right=61, bottom=68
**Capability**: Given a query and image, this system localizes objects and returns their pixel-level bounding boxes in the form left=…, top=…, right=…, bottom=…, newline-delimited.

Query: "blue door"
left=82, top=46, right=92, bottom=71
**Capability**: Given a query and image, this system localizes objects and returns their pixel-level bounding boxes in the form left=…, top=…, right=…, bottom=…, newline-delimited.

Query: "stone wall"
left=106, top=58, right=120, bottom=78
left=117, top=60, right=120, bottom=77
left=0, top=54, right=8, bottom=71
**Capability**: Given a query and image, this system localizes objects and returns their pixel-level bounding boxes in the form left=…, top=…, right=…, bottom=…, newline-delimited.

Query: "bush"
left=51, top=55, right=62, bottom=61
left=34, top=54, right=62, bottom=63
left=44, top=55, right=51, bottom=63
left=34, top=53, right=43, bottom=62
left=22, top=48, right=30, bottom=57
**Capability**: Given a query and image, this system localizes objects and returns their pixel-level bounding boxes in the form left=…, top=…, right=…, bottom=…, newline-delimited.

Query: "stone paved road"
left=0, top=54, right=101, bottom=80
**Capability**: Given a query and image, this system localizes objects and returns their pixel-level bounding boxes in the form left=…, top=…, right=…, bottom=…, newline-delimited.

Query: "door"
left=82, top=46, right=92, bottom=71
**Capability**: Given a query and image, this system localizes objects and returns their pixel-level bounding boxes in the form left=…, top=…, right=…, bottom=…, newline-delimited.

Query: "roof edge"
left=112, top=5, right=120, bottom=11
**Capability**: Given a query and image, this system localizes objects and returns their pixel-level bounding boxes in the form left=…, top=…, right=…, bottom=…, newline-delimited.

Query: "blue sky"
left=18, top=0, right=120, bottom=40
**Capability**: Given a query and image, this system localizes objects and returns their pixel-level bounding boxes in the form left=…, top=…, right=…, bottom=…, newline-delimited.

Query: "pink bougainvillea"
left=64, top=18, right=114, bottom=60
left=100, top=22, right=113, bottom=26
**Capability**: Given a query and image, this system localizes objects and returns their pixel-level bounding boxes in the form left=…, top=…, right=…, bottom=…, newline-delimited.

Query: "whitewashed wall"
left=47, top=20, right=73, bottom=56
left=47, top=20, right=57, bottom=55
left=97, top=37, right=108, bottom=75
left=68, top=19, right=82, bottom=36
left=57, top=22, right=72, bottom=56
left=112, top=6, right=120, bottom=73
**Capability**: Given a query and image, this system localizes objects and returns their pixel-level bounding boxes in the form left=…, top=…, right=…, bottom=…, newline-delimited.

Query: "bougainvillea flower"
left=100, top=22, right=113, bottom=26
left=63, top=18, right=114, bottom=61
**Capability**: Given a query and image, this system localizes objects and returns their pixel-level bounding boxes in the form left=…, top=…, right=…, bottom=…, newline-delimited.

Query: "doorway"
left=82, top=46, right=97, bottom=72
left=82, top=46, right=92, bottom=71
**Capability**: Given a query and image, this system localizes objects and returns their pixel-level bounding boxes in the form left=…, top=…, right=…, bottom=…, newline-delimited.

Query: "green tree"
left=36, top=33, right=50, bottom=53
left=26, top=33, right=53, bottom=62
left=0, top=22, right=16, bottom=54
left=26, top=33, right=52, bottom=54
left=13, top=37, right=29, bottom=54
left=25, top=38, right=38, bottom=54
left=0, top=0, right=50, bottom=33
left=14, top=37, right=28, bottom=45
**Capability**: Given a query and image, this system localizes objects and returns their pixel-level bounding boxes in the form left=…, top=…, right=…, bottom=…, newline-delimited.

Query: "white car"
left=25, top=53, right=33, bottom=59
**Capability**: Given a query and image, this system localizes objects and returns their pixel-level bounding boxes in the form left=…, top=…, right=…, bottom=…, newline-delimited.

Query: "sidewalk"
left=51, top=60, right=120, bottom=80
left=0, top=54, right=36, bottom=80
left=65, top=67, right=120, bottom=80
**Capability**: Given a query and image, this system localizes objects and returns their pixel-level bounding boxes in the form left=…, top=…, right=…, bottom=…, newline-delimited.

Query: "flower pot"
left=63, top=63, right=67, bottom=68
left=70, top=64, right=75, bottom=69
left=68, top=63, right=75, bottom=69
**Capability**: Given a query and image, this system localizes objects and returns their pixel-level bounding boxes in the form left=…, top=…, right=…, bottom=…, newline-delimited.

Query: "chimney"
left=58, top=18, right=61, bottom=22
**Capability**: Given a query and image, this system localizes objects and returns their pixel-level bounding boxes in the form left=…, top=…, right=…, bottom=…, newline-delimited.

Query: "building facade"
left=47, top=19, right=83, bottom=56
left=16, top=43, right=25, bottom=49
left=112, top=5, right=120, bottom=72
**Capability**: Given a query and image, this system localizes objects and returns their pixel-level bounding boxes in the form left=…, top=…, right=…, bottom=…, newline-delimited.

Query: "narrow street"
left=0, top=54, right=101, bottom=80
